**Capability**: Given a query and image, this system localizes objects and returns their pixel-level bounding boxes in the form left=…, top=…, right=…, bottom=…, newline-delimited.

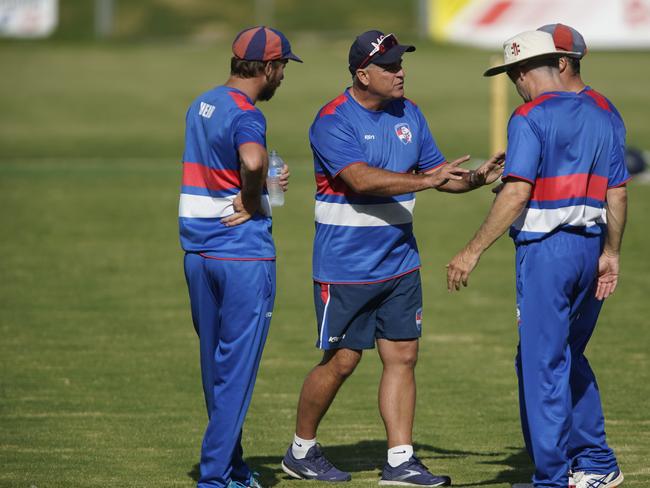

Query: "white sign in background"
left=445, top=0, right=650, bottom=49
left=0, top=0, right=58, bottom=38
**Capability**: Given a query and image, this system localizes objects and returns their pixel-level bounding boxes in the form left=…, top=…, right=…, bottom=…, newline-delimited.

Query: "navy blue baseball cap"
left=348, top=30, right=415, bottom=74
left=232, top=26, right=302, bottom=63
left=537, top=23, right=587, bottom=58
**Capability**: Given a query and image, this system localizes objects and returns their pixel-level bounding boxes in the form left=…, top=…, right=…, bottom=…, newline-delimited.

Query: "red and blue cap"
left=537, top=23, right=587, bottom=58
left=232, top=26, right=302, bottom=63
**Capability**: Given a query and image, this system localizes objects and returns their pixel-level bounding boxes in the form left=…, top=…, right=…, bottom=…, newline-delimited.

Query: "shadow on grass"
left=452, top=446, right=532, bottom=487
left=188, top=440, right=525, bottom=487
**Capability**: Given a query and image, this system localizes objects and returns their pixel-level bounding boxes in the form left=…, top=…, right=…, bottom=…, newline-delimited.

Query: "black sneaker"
left=281, top=444, right=351, bottom=482
left=379, top=456, right=451, bottom=487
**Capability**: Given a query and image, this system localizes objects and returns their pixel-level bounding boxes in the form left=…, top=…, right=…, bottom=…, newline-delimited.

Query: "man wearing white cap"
left=446, top=30, right=629, bottom=488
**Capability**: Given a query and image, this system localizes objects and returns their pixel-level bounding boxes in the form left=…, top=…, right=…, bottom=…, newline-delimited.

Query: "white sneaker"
left=573, top=469, right=624, bottom=488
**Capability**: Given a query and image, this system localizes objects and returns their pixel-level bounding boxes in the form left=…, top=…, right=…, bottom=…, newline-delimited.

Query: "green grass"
left=1, top=39, right=649, bottom=487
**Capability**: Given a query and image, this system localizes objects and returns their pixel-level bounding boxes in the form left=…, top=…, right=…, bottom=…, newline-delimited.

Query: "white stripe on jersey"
left=513, top=204, right=606, bottom=233
left=315, top=199, right=415, bottom=227
left=179, top=194, right=271, bottom=219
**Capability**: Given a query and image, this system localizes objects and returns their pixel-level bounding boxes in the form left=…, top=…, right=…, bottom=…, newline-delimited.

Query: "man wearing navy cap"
left=180, top=26, right=300, bottom=488
left=447, top=29, right=628, bottom=488
left=281, top=30, right=505, bottom=486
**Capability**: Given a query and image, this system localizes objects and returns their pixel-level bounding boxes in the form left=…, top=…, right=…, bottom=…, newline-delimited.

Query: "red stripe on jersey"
left=229, top=91, right=256, bottom=111
left=584, top=90, right=611, bottom=112
left=183, top=162, right=241, bottom=191
left=319, top=93, right=348, bottom=117
left=315, top=173, right=356, bottom=196
left=320, top=283, right=329, bottom=304
left=531, top=173, right=608, bottom=202
left=263, top=28, right=283, bottom=60
left=477, top=0, right=513, bottom=25
left=514, top=93, right=558, bottom=117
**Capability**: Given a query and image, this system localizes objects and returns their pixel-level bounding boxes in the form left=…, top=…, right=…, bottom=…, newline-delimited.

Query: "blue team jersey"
left=179, top=86, right=275, bottom=259
left=581, top=85, right=627, bottom=158
left=503, top=91, right=630, bottom=245
left=310, top=89, right=446, bottom=284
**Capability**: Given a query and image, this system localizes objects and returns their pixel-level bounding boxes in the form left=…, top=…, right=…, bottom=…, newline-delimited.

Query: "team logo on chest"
left=394, top=123, right=413, bottom=144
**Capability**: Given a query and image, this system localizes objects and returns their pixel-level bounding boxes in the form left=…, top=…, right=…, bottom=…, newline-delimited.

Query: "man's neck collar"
left=225, top=77, right=262, bottom=104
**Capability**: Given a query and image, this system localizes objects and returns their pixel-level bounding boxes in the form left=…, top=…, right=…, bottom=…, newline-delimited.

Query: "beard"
left=258, top=77, right=281, bottom=101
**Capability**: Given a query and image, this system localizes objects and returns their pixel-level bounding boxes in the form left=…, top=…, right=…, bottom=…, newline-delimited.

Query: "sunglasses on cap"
left=357, top=33, right=399, bottom=70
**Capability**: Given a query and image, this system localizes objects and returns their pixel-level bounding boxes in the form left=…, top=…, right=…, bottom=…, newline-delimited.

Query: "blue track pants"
left=514, top=231, right=618, bottom=487
left=184, top=253, right=276, bottom=488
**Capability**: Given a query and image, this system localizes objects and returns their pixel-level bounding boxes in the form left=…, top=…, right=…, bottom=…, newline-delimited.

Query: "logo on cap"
left=511, top=42, right=521, bottom=56
left=371, top=35, right=389, bottom=54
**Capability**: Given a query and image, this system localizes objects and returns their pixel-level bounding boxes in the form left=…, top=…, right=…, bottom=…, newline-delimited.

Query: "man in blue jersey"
left=537, top=24, right=627, bottom=161
left=281, top=30, right=505, bottom=486
left=180, top=26, right=300, bottom=488
left=447, top=30, right=629, bottom=488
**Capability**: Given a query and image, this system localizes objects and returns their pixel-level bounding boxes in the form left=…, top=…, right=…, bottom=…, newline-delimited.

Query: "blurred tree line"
left=55, top=0, right=417, bottom=41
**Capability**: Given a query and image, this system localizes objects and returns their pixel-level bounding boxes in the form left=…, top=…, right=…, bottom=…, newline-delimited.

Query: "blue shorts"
left=314, top=270, right=423, bottom=350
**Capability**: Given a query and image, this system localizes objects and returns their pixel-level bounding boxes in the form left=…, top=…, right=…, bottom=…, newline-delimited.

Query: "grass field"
left=1, top=37, right=649, bottom=488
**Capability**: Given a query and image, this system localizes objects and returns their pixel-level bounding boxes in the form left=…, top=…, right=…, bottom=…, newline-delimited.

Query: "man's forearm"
left=466, top=182, right=530, bottom=254
left=240, top=166, right=265, bottom=207
left=339, top=164, right=436, bottom=196
left=436, top=171, right=479, bottom=193
left=604, top=186, right=628, bottom=255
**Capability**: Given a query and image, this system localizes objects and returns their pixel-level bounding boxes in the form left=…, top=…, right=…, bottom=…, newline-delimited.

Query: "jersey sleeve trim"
left=502, top=173, right=535, bottom=185
left=333, top=161, right=368, bottom=178
left=420, top=160, right=447, bottom=173
left=236, top=140, right=266, bottom=150
left=608, top=176, right=632, bottom=189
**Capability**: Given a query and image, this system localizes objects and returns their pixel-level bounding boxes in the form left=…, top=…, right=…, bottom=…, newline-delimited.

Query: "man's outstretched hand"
left=474, top=151, right=505, bottom=186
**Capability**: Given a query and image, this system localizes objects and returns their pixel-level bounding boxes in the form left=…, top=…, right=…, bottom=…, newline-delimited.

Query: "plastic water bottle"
left=267, top=150, right=285, bottom=207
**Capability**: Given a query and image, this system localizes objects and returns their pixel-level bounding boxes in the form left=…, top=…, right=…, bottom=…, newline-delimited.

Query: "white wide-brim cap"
left=484, top=30, right=581, bottom=77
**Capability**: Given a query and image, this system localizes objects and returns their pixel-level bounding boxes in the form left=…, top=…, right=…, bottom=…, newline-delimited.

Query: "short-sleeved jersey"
left=580, top=86, right=627, bottom=161
left=179, top=86, right=274, bottom=259
left=503, top=91, right=630, bottom=245
left=310, top=89, right=446, bottom=284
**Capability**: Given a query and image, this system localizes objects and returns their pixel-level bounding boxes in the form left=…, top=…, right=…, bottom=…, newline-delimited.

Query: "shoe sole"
left=511, top=472, right=623, bottom=488
left=281, top=461, right=351, bottom=483
left=281, top=461, right=310, bottom=480
left=378, top=481, right=450, bottom=487
left=604, top=471, right=624, bottom=488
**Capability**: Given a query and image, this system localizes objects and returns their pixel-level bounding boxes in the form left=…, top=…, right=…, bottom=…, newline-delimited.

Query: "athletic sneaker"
left=281, top=444, right=351, bottom=482
left=379, top=456, right=451, bottom=487
left=227, top=482, right=248, bottom=488
left=226, top=472, right=263, bottom=488
left=246, top=472, right=264, bottom=488
left=573, top=469, right=624, bottom=488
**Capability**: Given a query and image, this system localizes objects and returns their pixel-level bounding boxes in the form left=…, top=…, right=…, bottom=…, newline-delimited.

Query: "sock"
left=292, top=434, right=316, bottom=459
left=388, top=444, right=413, bottom=468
